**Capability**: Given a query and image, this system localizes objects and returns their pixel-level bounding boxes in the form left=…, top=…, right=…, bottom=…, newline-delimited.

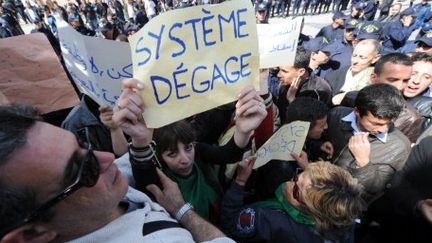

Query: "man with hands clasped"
left=324, top=83, right=411, bottom=204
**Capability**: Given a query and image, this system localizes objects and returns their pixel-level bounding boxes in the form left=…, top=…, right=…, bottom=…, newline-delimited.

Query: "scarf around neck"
left=165, top=163, right=218, bottom=219
left=253, top=182, right=315, bottom=226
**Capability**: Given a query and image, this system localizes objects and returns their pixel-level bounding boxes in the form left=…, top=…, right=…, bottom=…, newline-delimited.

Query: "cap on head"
left=345, top=18, right=360, bottom=29
left=257, top=3, right=267, bottom=11
left=356, top=21, right=383, bottom=41
left=353, top=2, right=365, bottom=10
left=304, top=36, right=332, bottom=53
left=415, top=31, right=432, bottom=47
left=422, top=21, right=432, bottom=32
left=333, top=11, right=346, bottom=20
left=400, top=7, right=416, bottom=17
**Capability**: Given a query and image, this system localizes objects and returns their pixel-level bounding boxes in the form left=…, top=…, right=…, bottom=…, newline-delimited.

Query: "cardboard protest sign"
left=0, top=33, right=79, bottom=114
left=129, top=0, right=259, bottom=128
left=253, top=121, right=310, bottom=169
left=257, top=17, right=302, bottom=68
left=57, top=20, right=132, bottom=107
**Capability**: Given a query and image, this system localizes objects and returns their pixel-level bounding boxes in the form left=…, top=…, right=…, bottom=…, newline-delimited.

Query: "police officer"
left=347, top=2, right=366, bottom=21
left=324, top=18, right=359, bottom=69
left=415, top=36, right=432, bottom=57
left=303, top=36, right=338, bottom=78
left=362, top=0, right=378, bottom=21
left=315, top=11, right=345, bottom=42
left=256, top=3, right=269, bottom=24
left=382, top=8, right=417, bottom=52
left=254, top=0, right=271, bottom=22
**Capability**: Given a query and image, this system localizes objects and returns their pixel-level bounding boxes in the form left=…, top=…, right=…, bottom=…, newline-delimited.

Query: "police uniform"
left=382, top=8, right=417, bottom=51
left=315, top=11, right=345, bottom=42
left=400, top=31, right=432, bottom=53
left=324, top=18, right=359, bottom=68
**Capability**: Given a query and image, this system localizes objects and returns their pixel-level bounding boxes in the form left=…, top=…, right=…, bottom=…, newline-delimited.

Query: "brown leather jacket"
left=341, top=92, right=422, bottom=143
left=325, top=107, right=411, bottom=204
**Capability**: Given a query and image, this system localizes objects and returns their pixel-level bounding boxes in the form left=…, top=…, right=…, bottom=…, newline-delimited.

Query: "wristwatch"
left=175, top=203, right=194, bottom=222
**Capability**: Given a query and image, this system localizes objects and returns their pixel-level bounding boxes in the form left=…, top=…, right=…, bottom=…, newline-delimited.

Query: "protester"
left=324, top=83, right=411, bottom=204
left=0, top=103, right=234, bottom=242
left=325, top=39, right=380, bottom=96
left=274, top=47, right=332, bottom=123
left=221, top=158, right=365, bottom=242
left=337, top=53, right=423, bottom=143
left=112, top=81, right=267, bottom=223
left=403, top=53, right=432, bottom=132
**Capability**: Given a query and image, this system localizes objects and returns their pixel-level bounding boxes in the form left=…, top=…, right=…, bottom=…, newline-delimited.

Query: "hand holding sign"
left=233, top=85, right=268, bottom=148
left=113, top=79, right=154, bottom=147
left=253, top=121, right=310, bottom=169
left=129, top=0, right=259, bottom=128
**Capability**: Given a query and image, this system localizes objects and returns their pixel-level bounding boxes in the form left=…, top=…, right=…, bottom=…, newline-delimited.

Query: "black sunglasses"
left=292, top=168, right=304, bottom=203
left=20, top=147, right=100, bottom=224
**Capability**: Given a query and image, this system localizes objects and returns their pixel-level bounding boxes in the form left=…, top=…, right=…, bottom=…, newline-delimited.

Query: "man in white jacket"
left=0, top=103, right=233, bottom=242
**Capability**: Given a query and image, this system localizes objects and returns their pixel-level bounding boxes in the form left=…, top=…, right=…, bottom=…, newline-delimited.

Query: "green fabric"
left=253, top=182, right=315, bottom=226
left=165, top=164, right=218, bottom=219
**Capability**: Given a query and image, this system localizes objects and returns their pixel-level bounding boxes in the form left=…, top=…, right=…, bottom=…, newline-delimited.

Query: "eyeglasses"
left=21, top=146, right=100, bottom=224
left=292, top=168, right=304, bottom=203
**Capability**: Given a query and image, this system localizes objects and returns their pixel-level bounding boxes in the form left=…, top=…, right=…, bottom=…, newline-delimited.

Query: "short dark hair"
left=355, top=83, right=404, bottom=119
left=0, top=105, right=40, bottom=165
left=410, top=52, right=432, bottom=63
left=0, top=105, right=45, bottom=238
left=293, top=47, right=311, bottom=70
left=374, top=53, right=413, bottom=76
left=285, top=97, right=329, bottom=128
left=153, top=120, right=196, bottom=160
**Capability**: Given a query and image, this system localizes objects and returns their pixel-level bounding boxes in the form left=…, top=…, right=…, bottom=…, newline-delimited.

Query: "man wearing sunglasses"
left=0, top=104, right=233, bottom=242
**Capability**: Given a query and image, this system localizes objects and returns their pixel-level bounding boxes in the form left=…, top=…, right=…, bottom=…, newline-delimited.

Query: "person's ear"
left=297, top=68, right=306, bottom=77
left=370, top=72, right=378, bottom=83
left=371, top=54, right=381, bottom=64
left=354, top=107, right=360, bottom=118
left=1, top=224, right=56, bottom=243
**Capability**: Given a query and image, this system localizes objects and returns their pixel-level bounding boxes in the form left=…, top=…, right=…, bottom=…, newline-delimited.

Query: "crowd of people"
left=1, top=0, right=432, bottom=242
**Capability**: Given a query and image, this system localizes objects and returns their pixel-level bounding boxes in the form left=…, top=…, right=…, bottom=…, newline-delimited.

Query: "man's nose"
left=93, top=151, right=115, bottom=173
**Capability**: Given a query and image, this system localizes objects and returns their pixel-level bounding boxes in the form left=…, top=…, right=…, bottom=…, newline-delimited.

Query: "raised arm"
left=233, top=85, right=268, bottom=148
left=112, top=79, right=159, bottom=191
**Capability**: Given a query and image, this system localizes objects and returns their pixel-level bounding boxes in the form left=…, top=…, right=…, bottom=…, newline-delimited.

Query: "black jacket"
left=221, top=182, right=355, bottom=243
left=324, top=65, right=350, bottom=96
left=407, top=95, right=432, bottom=133
left=275, top=72, right=332, bottom=123
left=366, top=137, right=432, bottom=243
